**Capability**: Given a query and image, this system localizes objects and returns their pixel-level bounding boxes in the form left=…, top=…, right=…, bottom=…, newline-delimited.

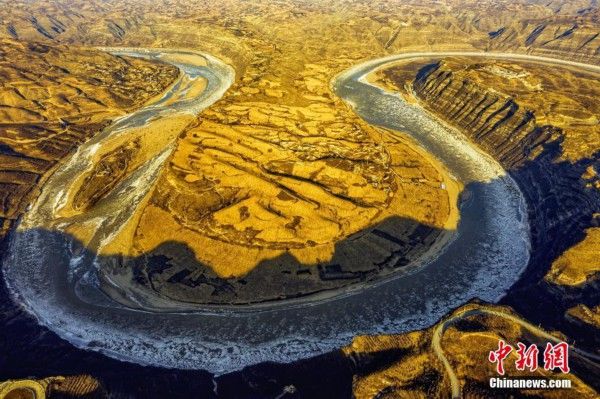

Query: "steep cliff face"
left=413, top=61, right=563, bottom=169
left=344, top=56, right=600, bottom=398
left=411, top=59, right=600, bottom=334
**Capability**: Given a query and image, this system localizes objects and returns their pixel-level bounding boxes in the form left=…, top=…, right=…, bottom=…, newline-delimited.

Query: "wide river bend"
left=3, top=50, right=538, bottom=373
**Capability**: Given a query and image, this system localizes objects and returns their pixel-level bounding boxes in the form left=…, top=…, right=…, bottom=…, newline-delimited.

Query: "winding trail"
left=3, top=50, right=595, bottom=373
left=432, top=307, right=600, bottom=398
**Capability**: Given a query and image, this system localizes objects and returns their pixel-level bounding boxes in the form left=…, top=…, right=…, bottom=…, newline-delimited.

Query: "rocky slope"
left=361, top=55, right=600, bottom=396
left=406, top=58, right=600, bottom=306
left=413, top=62, right=561, bottom=168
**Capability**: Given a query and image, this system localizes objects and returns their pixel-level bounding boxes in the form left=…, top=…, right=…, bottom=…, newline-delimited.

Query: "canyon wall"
left=411, top=60, right=600, bottom=336
left=413, top=61, right=563, bottom=168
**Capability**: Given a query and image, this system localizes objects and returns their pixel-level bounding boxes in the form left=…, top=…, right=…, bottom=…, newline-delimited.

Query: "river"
left=2, top=50, right=535, bottom=373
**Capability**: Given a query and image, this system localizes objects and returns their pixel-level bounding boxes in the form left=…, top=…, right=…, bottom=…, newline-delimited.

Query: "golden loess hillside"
left=1, top=0, right=599, bottom=65
left=0, top=39, right=179, bottom=240
left=0, top=0, right=597, bottom=395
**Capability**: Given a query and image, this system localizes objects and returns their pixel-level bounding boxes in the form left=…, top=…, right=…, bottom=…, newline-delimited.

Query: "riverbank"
left=3, top=50, right=529, bottom=372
